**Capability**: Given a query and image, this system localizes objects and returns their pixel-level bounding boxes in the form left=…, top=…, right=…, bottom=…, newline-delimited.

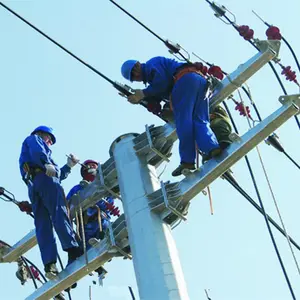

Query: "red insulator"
left=235, top=102, right=252, bottom=119
left=105, top=202, right=120, bottom=217
left=281, top=66, right=298, bottom=83
left=29, top=266, right=40, bottom=280
left=208, top=66, right=224, bottom=80
left=18, top=201, right=32, bottom=214
left=194, top=62, right=208, bottom=76
left=237, top=25, right=254, bottom=41
left=266, top=26, right=281, bottom=40
left=147, top=102, right=162, bottom=114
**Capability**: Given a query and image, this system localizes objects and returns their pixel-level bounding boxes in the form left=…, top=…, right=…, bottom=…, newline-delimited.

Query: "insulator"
left=194, top=62, right=208, bottom=76
left=147, top=102, right=162, bottom=114
left=281, top=65, right=298, bottom=84
left=29, top=266, right=40, bottom=280
left=235, top=102, right=252, bottom=119
left=105, top=202, right=120, bottom=217
left=208, top=65, right=224, bottom=80
left=237, top=25, right=254, bottom=41
left=266, top=26, right=282, bottom=40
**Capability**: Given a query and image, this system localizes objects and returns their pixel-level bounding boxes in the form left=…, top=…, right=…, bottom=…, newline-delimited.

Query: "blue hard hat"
left=31, top=125, right=56, bottom=144
left=121, top=60, right=138, bottom=81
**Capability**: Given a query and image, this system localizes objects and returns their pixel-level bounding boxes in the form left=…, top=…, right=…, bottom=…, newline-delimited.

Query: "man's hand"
left=67, top=153, right=80, bottom=168
left=45, top=164, right=57, bottom=177
left=128, top=89, right=144, bottom=104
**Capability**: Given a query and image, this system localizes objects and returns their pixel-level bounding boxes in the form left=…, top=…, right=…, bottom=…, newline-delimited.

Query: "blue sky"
left=0, top=0, right=299, bottom=299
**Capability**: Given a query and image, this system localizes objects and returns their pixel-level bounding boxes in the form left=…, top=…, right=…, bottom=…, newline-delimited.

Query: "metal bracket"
left=98, top=163, right=121, bottom=200
left=160, top=181, right=187, bottom=221
left=145, top=124, right=170, bottom=162
left=107, top=223, right=132, bottom=260
left=279, top=94, right=300, bottom=112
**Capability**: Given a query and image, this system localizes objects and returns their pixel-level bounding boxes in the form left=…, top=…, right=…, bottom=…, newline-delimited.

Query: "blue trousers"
left=28, top=173, right=79, bottom=265
left=172, top=73, right=220, bottom=164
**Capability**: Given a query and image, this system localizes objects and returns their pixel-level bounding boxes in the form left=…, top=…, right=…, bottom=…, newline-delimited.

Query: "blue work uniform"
left=67, top=184, right=113, bottom=249
left=142, top=56, right=220, bottom=163
left=19, top=134, right=79, bottom=266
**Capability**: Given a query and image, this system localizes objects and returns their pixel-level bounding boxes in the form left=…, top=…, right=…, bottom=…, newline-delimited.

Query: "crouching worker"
left=19, top=126, right=83, bottom=280
left=121, top=57, right=222, bottom=177
left=66, top=159, right=119, bottom=282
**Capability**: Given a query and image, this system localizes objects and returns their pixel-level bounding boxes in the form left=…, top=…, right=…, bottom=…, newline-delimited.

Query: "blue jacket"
left=142, top=56, right=184, bottom=98
left=66, top=184, right=114, bottom=220
left=19, top=134, right=71, bottom=181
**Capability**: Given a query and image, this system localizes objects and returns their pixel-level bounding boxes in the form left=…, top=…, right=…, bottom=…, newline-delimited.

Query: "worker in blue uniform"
left=121, top=57, right=222, bottom=176
left=19, top=126, right=83, bottom=280
left=66, top=159, right=116, bottom=281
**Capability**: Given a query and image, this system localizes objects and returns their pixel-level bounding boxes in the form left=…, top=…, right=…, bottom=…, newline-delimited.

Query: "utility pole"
left=112, top=133, right=190, bottom=300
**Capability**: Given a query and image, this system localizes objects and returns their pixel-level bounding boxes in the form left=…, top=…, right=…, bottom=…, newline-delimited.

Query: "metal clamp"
left=98, top=163, right=121, bottom=200
left=145, top=124, right=170, bottom=162
left=160, top=181, right=187, bottom=221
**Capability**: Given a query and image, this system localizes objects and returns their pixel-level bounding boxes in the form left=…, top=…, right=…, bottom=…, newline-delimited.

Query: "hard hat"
left=121, top=60, right=138, bottom=81
left=31, top=125, right=56, bottom=144
left=81, top=159, right=98, bottom=182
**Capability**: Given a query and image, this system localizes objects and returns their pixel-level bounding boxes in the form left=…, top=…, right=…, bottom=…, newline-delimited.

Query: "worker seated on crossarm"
left=66, top=159, right=118, bottom=279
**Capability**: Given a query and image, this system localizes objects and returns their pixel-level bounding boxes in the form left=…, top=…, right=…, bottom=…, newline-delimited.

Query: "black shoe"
left=209, top=147, right=222, bottom=158
left=172, top=163, right=195, bottom=177
left=219, top=141, right=231, bottom=150
left=66, top=247, right=83, bottom=267
left=44, top=262, right=58, bottom=280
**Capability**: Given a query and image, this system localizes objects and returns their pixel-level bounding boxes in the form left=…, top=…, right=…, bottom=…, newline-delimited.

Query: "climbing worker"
left=121, top=57, right=222, bottom=176
left=66, top=159, right=119, bottom=281
left=19, top=125, right=83, bottom=280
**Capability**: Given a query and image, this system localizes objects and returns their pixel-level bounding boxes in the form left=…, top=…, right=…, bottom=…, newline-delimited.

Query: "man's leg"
left=193, top=93, right=220, bottom=155
left=40, top=177, right=80, bottom=258
left=29, top=184, right=58, bottom=278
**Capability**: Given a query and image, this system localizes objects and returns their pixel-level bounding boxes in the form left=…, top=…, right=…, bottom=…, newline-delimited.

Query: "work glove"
left=67, top=153, right=80, bottom=168
left=128, top=89, right=144, bottom=104
left=45, top=164, right=57, bottom=177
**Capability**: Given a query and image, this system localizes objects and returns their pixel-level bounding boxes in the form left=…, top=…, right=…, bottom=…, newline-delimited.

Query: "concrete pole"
left=111, top=133, right=189, bottom=300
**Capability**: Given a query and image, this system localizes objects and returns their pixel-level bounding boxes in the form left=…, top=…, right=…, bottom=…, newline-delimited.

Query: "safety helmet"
left=81, top=159, right=98, bottom=182
left=121, top=60, right=138, bottom=81
left=31, top=125, right=56, bottom=144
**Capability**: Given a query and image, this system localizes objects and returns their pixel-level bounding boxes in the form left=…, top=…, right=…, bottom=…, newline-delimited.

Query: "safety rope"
left=238, top=90, right=300, bottom=276
left=79, top=206, right=88, bottom=266
left=96, top=206, right=103, bottom=233
left=235, top=90, right=298, bottom=297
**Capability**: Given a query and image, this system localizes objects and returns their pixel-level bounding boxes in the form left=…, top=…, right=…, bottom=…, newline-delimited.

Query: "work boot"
left=66, top=247, right=83, bottom=266
left=44, top=262, right=59, bottom=280
left=171, top=163, right=195, bottom=177
left=65, top=247, right=83, bottom=290
left=202, top=147, right=223, bottom=164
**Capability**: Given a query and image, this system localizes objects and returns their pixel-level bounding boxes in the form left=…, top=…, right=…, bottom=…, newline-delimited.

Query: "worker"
left=66, top=159, right=119, bottom=281
left=19, top=125, right=83, bottom=280
left=121, top=57, right=222, bottom=176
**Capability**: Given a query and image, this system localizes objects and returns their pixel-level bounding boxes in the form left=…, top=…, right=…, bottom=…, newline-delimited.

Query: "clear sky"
left=0, top=0, right=299, bottom=299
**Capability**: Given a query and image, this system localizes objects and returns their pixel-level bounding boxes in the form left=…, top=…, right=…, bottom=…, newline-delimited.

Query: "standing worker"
left=121, top=57, right=222, bottom=176
left=19, top=125, right=83, bottom=279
